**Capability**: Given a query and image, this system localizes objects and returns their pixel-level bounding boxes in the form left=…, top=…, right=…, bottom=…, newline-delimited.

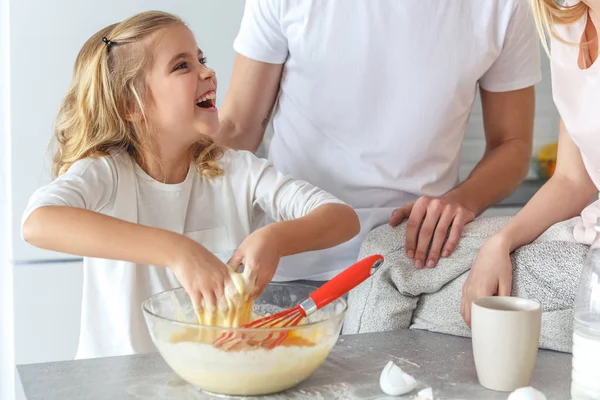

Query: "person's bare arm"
left=492, top=120, right=597, bottom=251
left=228, top=203, right=360, bottom=295
left=391, top=86, right=535, bottom=268
left=225, top=153, right=360, bottom=292
left=23, top=206, right=185, bottom=265
left=461, top=121, right=597, bottom=326
left=22, top=206, right=231, bottom=308
left=266, top=203, right=360, bottom=256
left=218, top=54, right=283, bottom=152
left=447, top=86, right=535, bottom=215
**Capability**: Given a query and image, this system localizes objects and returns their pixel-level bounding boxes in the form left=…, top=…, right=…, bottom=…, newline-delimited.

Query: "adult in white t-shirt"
left=220, top=0, right=541, bottom=282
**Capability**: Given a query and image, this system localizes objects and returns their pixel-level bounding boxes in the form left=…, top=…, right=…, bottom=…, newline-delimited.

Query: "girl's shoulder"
left=66, top=154, right=114, bottom=174
left=217, top=149, right=271, bottom=175
left=62, top=151, right=131, bottom=182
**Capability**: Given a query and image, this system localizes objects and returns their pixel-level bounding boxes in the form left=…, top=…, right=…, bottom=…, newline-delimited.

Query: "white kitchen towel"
left=343, top=216, right=586, bottom=353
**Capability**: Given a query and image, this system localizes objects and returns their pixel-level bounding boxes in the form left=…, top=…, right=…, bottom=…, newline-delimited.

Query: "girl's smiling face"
left=145, top=24, right=219, bottom=150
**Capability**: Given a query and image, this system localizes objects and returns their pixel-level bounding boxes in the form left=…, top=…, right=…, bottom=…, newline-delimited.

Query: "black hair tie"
left=102, top=36, right=114, bottom=50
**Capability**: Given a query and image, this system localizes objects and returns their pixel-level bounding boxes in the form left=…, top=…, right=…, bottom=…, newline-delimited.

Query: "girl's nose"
left=199, top=64, right=215, bottom=82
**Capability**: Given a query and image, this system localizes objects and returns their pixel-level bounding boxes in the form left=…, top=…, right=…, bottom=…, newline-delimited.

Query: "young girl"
left=21, top=11, right=360, bottom=359
left=461, top=0, right=599, bottom=325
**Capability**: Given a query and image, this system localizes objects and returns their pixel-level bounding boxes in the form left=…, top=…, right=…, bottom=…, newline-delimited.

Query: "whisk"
left=212, top=254, right=384, bottom=350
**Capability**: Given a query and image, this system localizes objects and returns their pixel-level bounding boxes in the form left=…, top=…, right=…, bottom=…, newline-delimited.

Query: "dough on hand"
left=195, top=265, right=256, bottom=328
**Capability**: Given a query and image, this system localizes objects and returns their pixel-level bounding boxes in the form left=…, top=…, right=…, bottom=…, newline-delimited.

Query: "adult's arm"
left=218, top=54, right=283, bottom=152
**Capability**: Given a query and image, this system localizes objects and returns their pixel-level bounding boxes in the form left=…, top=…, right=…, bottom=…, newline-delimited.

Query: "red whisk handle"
left=306, top=254, right=384, bottom=311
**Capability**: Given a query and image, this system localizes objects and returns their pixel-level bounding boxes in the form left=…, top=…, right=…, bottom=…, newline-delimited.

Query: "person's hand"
left=460, top=235, right=513, bottom=327
left=389, top=195, right=475, bottom=268
left=227, top=226, right=282, bottom=299
left=169, top=236, right=231, bottom=311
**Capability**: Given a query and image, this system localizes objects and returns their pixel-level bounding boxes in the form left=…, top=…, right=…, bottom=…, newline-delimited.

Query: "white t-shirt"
left=234, top=0, right=542, bottom=281
left=21, top=150, right=343, bottom=359
left=550, top=5, right=600, bottom=245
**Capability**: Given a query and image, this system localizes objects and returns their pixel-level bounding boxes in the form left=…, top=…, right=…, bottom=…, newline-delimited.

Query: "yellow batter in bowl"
left=142, top=283, right=346, bottom=396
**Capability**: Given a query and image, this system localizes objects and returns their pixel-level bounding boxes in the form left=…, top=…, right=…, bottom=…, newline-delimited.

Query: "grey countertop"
left=17, top=329, right=571, bottom=400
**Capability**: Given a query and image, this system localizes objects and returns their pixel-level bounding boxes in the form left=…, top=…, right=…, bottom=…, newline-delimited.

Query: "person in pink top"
left=462, top=0, right=600, bottom=326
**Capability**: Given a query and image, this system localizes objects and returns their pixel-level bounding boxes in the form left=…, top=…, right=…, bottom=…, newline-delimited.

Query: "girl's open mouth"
left=196, top=91, right=216, bottom=109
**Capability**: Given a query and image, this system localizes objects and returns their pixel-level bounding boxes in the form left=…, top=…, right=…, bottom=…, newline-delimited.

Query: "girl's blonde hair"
left=52, top=10, right=224, bottom=178
left=531, top=0, right=589, bottom=53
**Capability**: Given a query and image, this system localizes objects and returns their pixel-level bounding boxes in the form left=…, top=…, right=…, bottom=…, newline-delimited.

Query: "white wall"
left=13, top=262, right=83, bottom=365
left=1, top=0, right=15, bottom=396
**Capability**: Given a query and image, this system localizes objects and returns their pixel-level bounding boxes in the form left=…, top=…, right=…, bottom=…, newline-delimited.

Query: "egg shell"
left=507, top=386, right=547, bottom=400
left=415, top=387, right=434, bottom=400
left=379, top=360, right=418, bottom=396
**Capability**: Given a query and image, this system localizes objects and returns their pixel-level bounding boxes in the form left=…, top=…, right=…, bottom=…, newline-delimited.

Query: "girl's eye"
left=199, top=57, right=207, bottom=65
left=174, top=62, right=188, bottom=71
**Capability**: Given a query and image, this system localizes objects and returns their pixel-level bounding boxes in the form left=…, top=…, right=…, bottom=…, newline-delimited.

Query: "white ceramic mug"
left=471, top=296, right=542, bottom=392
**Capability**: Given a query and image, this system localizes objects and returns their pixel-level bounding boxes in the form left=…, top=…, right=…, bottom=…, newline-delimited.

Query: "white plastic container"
left=571, top=218, right=600, bottom=399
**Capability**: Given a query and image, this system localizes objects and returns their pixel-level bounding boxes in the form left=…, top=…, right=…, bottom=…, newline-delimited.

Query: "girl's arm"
left=248, top=153, right=360, bottom=253
left=260, top=203, right=359, bottom=257
left=23, top=206, right=230, bottom=309
left=23, top=206, right=186, bottom=267
left=21, top=157, right=230, bottom=309
left=493, top=120, right=596, bottom=251
left=227, top=152, right=359, bottom=294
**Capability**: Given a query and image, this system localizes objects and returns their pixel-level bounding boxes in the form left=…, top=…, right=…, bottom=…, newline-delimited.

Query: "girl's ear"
left=124, top=108, right=142, bottom=122
left=126, top=89, right=151, bottom=122
left=124, top=99, right=145, bottom=122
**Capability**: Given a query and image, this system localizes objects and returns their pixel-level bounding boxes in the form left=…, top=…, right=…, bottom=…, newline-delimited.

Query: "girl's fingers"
left=191, top=290, right=204, bottom=313
left=201, top=288, right=217, bottom=311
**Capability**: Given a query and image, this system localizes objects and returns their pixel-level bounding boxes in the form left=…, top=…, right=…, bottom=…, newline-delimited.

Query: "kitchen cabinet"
left=13, top=261, right=83, bottom=365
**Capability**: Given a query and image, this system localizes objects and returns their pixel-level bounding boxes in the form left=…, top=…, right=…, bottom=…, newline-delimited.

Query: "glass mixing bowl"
left=142, top=283, right=347, bottom=396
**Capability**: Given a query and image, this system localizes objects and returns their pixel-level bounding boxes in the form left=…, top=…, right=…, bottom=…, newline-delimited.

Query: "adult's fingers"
left=498, top=270, right=512, bottom=297
left=413, top=201, right=443, bottom=268
left=405, top=200, right=429, bottom=260
left=442, top=213, right=467, bottom=257
left=426, top=208, right=455, bottom=267
left=389, top=204, right=412, bottom=227
left=461, top=292, right=473, bottom=328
